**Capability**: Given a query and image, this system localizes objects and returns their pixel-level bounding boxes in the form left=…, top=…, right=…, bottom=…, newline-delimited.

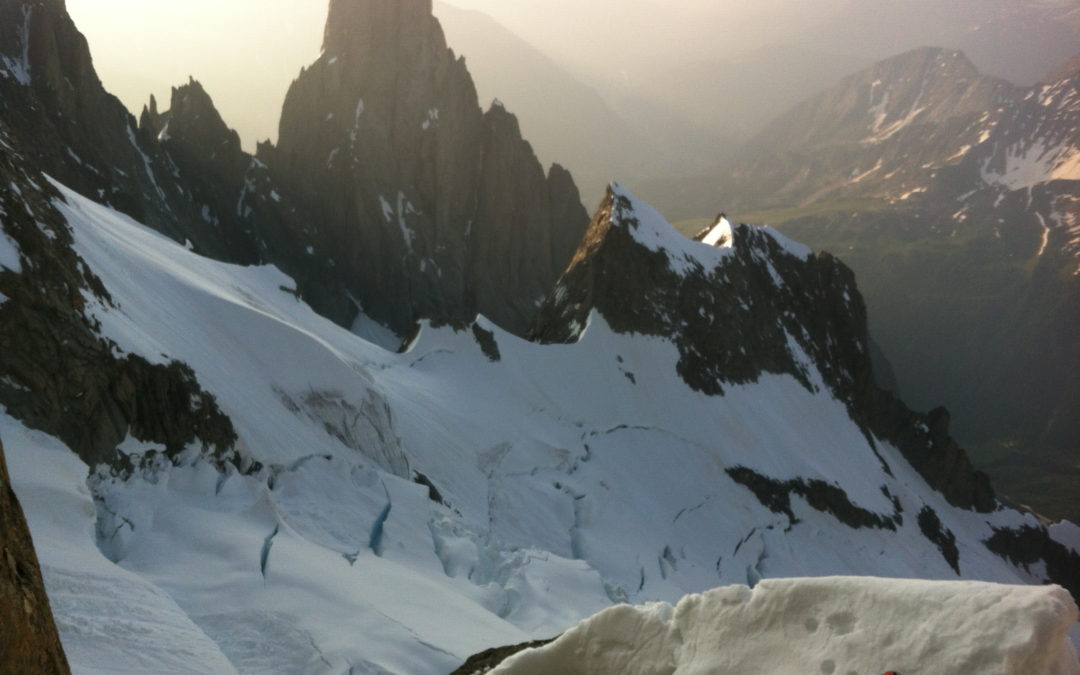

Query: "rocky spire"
left=323, top=0, right=439, bottom=58
left=274, top=0, right=589, bottom=335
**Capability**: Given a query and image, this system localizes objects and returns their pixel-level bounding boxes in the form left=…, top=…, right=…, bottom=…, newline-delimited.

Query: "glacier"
left=3, top=177, right=1077, bottom=673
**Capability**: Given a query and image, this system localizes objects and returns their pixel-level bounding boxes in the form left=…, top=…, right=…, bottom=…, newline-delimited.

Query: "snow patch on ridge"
left=611, top=183, right=732, bottom=274
left=1037, top=212, right=1052, bottom=257
left=700, top=216, right=734, bottom=248
left=611, top=184, right=811, bottom=272
left=763, top=225, right=814, bottom=260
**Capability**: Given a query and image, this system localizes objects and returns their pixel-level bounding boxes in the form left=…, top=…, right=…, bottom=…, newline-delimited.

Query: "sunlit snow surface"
left=4, top=179, right=1077, bottom=673
left=493, top=577, right=1080, bottom=675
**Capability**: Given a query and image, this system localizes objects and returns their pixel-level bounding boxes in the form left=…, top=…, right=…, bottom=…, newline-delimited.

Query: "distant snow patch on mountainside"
left=983, top=139, right=1080, bottom=190
left=492, top=577, right=1080, bottom=675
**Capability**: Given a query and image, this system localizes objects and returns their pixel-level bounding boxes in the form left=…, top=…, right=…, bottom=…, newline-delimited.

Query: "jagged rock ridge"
left=0, top=1, right=353, bottom=324
left=272, top=0, right=589, bottom=335
left=532, top=185, right=994, bottom=513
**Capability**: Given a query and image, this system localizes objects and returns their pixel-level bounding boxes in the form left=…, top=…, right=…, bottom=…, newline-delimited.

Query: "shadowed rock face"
left=0, top=0, right=355, bottom=325
left=138, top=80, right=355, bottom=324
left=274, top=0, right=589, bottom=335
left=0, top=437, right=70, bottom=674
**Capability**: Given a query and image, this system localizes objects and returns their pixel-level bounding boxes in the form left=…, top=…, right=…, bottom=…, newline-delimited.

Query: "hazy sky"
left=67, top=0, right=328, bottom=148
left=64, top=0, right=1073, bottom=154
left=441, top=0, right=844, bottom=77
left=66, top=0, right=842, bottom=149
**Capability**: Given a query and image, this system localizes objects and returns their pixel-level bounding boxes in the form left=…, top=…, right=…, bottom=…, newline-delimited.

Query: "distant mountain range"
left=796, top=0, right=1080, bottom=86
left=640, top=46, right=1080, bottom=522
left=632, top=46, right=869, bottom=145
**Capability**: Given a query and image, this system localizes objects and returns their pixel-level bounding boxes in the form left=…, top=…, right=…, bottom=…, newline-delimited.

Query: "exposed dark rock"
left=450, top=638, right=556, bottom=675
left=1, top=0, right=588, bottom=338
left=472, top=323, right=501, bottom=362
left=726, top=466, right=902, bottom=531
left=0, top=436, right=71, bottom=674
left=868, top=337, right=900, bottom=395
left=985, top=526, right=1080, bottom=605
left=0, top=0, right=187, bottom=236
left=412, top=471, right=446, bottom=506
left=916, top=506, right=960, bottom=573
left=273, top=0, right=589, bottom=335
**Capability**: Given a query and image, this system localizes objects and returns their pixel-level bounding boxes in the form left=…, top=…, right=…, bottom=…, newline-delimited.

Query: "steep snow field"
left=5, top=178, right=1078, bottom=673
left=493, top=577, right=1080, bottom=675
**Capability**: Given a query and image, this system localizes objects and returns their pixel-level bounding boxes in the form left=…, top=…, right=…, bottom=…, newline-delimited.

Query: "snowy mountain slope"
left=4, top=168, right=1079, bottom=671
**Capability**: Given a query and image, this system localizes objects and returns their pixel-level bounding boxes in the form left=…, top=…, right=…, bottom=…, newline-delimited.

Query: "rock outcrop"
left=273, top=0, right=589, bottom=335
left=0, top=436, right=70, bottom=674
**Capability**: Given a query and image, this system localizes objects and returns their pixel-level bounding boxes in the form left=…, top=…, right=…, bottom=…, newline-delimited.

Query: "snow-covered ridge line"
left=609, top=182, right=810, bottom=277
left=493, top=577, right=1080, bottom=675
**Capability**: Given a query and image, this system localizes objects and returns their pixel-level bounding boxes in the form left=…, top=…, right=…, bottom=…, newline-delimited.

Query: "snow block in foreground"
left=492, top=577, right=1080, bottom=675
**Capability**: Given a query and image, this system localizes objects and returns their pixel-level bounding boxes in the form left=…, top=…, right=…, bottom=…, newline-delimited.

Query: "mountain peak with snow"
left=533, top=184, right=997, bottom=514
